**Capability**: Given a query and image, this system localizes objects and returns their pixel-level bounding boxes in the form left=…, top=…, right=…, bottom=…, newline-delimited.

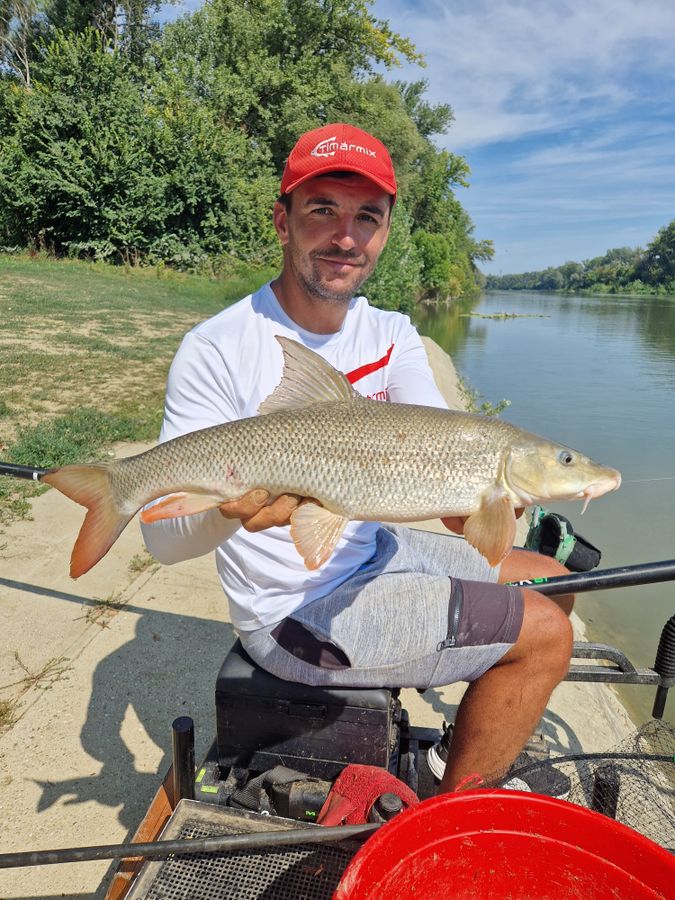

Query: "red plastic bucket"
left=334, top=789, right=675, bottom=899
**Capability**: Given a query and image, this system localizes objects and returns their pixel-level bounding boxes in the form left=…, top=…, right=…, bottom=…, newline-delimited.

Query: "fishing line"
left=622, top=476, right=675, bottom=484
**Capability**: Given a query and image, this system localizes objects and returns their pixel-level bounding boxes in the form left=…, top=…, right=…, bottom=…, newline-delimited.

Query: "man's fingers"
left=242, top=494, right=302, bottom=532
left=219, top=489, right=270, bottom=520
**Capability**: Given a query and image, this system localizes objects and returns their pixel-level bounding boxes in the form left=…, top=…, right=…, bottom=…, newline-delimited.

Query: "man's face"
left=273, top=174, right=392, bottom=304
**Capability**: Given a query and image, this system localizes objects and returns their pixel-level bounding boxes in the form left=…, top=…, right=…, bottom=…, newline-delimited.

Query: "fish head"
left=504, top=438, right=621, bottom=513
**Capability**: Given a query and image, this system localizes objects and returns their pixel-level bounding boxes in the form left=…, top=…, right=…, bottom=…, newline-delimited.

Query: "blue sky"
left=159, top=1, right=675, bottom=274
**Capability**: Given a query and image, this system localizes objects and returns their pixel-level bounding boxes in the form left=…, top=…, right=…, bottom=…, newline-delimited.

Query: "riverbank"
left=0, top=339, right=635, bottom=899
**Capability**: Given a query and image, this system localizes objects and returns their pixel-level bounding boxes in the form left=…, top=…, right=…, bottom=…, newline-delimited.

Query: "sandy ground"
left=0, top=339, right=635, bottom=899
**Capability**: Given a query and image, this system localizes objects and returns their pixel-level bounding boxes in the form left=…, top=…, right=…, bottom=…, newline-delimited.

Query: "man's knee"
left=500, top=548, right=575, bottom=616
left=500, top=547, right=568, bottom=582
left=509, top=588, right=573, bottom=681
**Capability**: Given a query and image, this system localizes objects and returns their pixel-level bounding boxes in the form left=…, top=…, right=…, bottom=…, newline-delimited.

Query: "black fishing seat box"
left=215, top=640, right=400, bottom=780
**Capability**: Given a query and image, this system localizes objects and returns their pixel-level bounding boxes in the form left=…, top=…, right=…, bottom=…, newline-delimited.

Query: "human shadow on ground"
left=31, top=596, right=236, bottom=835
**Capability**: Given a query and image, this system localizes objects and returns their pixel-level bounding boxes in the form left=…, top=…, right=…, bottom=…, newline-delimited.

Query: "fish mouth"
left=579, top=471, right=622, bottom=513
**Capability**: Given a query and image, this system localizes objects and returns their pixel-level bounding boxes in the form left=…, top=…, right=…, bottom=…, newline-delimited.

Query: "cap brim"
left=282, top=164, right=397, bottom=198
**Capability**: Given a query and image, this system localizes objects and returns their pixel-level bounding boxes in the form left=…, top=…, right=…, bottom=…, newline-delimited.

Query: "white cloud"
left=156, top=0, right=675, bottom=271
left=376, top=0, right=675, bottom=148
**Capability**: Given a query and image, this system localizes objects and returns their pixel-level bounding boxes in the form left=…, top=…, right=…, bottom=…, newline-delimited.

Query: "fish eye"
left=558, top=450, right=575, bottom=466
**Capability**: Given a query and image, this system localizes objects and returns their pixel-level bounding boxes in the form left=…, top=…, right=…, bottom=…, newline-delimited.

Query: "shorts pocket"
left=270, top=618, right=351, bottom=669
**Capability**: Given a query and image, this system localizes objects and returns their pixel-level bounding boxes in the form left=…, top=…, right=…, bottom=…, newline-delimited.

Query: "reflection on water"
left=415, top=291, right=675, bottom=727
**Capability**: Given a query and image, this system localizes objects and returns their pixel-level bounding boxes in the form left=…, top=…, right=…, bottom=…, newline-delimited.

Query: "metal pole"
left=591, top=765, right=621, bottom=819
left=171, top=716, right=195, bottom=803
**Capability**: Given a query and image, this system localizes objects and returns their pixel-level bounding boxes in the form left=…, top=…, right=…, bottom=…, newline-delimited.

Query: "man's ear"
left=273, top=201, right=289, bottom=246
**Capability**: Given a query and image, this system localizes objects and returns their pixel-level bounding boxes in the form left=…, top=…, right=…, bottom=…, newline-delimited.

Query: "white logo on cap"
left=311, top=137, right=376, bottom=159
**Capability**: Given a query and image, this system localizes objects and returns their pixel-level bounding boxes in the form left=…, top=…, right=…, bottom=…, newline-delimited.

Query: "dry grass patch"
left=0, top=253, right=275, bottom=526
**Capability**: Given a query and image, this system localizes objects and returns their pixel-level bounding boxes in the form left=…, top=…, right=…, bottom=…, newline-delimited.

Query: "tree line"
left=486, top=220, right=675, bottom=295
left=0, top=0, right=493, bottom=311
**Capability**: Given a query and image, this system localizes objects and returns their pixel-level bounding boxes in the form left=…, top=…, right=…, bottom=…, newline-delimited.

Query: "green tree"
left=43, top=0, right=164, bottom=61
left=160, top=0, right=421, bottom=169
left=0, top=28, right=277, bottom=263
left=397, top=79, right=453, bottom=139
left=636, top=220, right=675, bottom=286
left=0, top=0, right=44, bottom=85
left=1, top=0, right=490, bottom=309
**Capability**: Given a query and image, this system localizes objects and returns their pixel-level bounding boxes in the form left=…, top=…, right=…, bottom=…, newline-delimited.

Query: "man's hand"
left=219, top=489, right=302, bottom=532
left=441, top=516, right=468, bottom=535
left=441, top=508, right=525, bottom=535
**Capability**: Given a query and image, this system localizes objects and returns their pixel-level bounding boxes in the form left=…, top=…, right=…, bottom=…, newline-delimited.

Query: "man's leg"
left=500, top=548, right=575, bottom=616
left=439, top=587, right=573, bottom=792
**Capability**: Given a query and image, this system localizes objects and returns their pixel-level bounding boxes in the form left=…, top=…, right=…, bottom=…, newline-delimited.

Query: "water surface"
left=416, top=291, right=675, bottom=726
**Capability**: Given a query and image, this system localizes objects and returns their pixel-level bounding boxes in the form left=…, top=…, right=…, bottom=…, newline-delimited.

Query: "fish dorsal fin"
left=258, top=336, right=360, bottom=415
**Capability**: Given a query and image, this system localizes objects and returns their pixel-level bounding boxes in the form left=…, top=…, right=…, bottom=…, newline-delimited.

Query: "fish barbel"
left=41, top=337, right=621, bottom=577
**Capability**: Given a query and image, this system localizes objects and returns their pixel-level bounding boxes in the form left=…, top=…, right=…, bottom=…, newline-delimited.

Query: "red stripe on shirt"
left=346, top=344, right=395, bottom=384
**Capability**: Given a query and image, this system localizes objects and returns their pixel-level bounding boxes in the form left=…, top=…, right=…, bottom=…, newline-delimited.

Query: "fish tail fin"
left=41, top=464, right=134, bottom=578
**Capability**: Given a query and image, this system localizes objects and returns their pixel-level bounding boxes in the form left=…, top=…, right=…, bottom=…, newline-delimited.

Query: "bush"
left=0, top=30, right=278, bottom=266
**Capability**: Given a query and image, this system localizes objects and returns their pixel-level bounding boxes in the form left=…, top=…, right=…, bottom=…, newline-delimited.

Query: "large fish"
left=41, top=337, right=621, bottom=578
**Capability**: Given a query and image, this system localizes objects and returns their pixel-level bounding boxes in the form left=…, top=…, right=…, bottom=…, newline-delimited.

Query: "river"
left=415, top=290, right=675, bottom=727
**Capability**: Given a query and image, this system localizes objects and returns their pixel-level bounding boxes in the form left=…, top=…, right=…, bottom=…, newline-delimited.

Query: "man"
left=142, top=122, right=573, bottom=792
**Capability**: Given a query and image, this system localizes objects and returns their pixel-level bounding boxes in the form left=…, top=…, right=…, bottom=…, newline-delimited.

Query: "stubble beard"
left=293, top=249, right=376, bottom=305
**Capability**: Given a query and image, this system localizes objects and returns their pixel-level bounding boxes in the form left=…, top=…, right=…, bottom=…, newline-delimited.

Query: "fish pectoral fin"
left=290, top=502, right=349, bottom=570
left=140, top=492, right=225, bottom=523
left=463, top=489, right=516, bottom=567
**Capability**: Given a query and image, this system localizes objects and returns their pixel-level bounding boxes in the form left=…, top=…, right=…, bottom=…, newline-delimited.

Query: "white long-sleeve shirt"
left=142, top=282, right=447, bottom=631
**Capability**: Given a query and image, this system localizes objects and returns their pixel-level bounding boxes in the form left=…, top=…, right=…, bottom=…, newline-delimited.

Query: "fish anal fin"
left=463, top=489, right=516, bottom=568
left=290, top=501, right=349, bottom=570
left=258, top=336, right=360, bottom=415
left=41, top=464, right=133, bottom=578
left=140, top=492, right=225, bottom=524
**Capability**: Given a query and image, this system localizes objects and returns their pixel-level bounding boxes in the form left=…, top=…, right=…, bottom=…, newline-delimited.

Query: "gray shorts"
left=240, top=525, right=524, bottom=690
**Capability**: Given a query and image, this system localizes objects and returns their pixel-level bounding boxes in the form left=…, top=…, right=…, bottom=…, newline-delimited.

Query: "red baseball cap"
left=280, top=123, right=397, bottom=199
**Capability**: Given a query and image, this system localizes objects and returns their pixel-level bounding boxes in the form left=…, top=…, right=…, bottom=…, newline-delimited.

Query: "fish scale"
left=109, top=401, right=516, bottom=521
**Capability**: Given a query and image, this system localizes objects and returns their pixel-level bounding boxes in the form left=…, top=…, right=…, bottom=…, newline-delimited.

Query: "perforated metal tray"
left=127, top=800, right=358, bottom=899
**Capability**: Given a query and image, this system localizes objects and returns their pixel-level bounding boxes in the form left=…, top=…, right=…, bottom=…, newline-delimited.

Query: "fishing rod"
left=0, top=462, right=48, bottom=480
left=506, top=559, right=675, bottom=595
left=0, top=822, right=380, bottom=869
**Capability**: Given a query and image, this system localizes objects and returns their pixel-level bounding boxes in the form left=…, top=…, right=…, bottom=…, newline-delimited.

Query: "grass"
left=10, top=652, right=70, bottom=691
left=128, top=549, right=159, bottom=577
left=0, top=252, right=276, bottom=526
left=0, top=698, right=16, bottom=731
left=80, top=591, right=127, bottom=628
left=458, top=374, right=511, bottom=417
left=0, top=653, right=71, bottom=731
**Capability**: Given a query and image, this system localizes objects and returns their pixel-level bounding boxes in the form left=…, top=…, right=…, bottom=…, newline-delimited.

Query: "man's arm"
left=141, top=332, right=299, bottom=564
left=385, top=327, right=449, bottom=409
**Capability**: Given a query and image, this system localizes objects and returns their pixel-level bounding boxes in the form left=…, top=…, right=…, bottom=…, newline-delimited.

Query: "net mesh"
left=130, top=818, right=356, bottom=900
left=501, top=719, right=675, bottom=851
